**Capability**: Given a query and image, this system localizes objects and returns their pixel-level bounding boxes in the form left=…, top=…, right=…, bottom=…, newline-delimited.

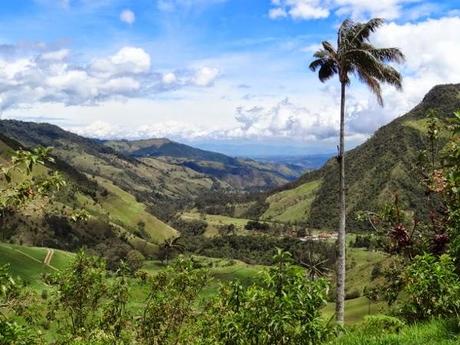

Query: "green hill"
left=261, top=83, right=460, bottom=229
left=0, top=243, right=74, bottom=287
left=0, top=121, right=305, bottom=224
left=104, top=138, right=306, bottom=190
left=0, top=133, right=177, bottom=256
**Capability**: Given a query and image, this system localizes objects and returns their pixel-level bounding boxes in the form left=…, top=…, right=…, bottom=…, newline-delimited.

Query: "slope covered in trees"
left=262, top=83, right=460, bottom=230
left=0, top=134, right=177, bottom=256
left=105, top=138, right=306, bottom=190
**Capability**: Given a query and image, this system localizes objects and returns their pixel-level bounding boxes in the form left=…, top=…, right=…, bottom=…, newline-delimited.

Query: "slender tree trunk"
left=336, top=81, right=346, bottom=325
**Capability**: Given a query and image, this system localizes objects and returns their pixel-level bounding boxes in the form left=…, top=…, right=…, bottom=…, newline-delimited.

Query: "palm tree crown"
left=309, top=18, right=405, bottom=105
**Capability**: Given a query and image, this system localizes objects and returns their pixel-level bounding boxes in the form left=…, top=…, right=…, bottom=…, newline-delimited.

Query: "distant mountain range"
left=0, top=119, right=309, bottom=252
left=250, top=154, right=332, bottom=170
left=103, top=138, right=306, bottom=190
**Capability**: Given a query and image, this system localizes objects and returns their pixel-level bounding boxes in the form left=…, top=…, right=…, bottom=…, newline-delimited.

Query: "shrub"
left=400, top=253, right=460, bottom=321
left=202, top=250, right=331, bottom=345
left=361, top=315, right=405, bottom=334
left=245, top=220, right=270, bottom=231
left=138, top=257, right=209, bottom=345
left=345, top=289, right=361, bottom=300
left=126, top=250, right=145, bottom=273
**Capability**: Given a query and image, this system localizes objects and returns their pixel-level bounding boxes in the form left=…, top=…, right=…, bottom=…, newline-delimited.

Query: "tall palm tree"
left=309, top=18, right=404, bottom=324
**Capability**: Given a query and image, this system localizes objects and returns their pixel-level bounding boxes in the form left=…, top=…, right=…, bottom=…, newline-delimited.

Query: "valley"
left=1, top=83, right=459, bottom=344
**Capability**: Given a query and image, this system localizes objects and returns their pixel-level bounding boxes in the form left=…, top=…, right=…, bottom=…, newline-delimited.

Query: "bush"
left=201, top=250, right=331, bottom=345
left=361, top=315, right=405, bottom=334
left=345, top=289, right=361, bottom=300
left=126, top=250, right=145, bottom=273
left=400, top=253, right=460, bottom=321
left=245, top=220, right=270, bottom=231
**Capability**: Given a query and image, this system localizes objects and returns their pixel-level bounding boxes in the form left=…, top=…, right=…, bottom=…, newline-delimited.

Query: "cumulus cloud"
left=0, top=45, right=220, bottom=111
left=347, top=16, right=460, bottom=134
left=71, top=98, right=342, bottom=142
left=269, top=0, right=329, bottom=20
left=90, top=46, right=151, bottom=76
left=67, top=16, right=460, bottom=144
left=225, top=99, right=339, bottom=140
left=120, top=9, right=135, bottom=24
left=269, top=0, right=431, bottom=20
left=71, top=120, right=209, bottom=140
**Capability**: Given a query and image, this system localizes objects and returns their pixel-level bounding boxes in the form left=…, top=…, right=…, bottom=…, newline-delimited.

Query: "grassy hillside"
left=0, top=120, right=227, bottom=221
left=0, top=134, right=176, bottom=256
left=105, top=138, right=306, bottom=190
left=94, top=176, right=178, bottom=243
left=0, top=243, right=74, bottom=287
left=262, top=180, right=322, bottom=223
left=261, top=83, right=460, bottom=230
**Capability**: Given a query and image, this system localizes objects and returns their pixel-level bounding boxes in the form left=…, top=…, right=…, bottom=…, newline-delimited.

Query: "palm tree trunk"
left=336, top=81, right=346, bottom=325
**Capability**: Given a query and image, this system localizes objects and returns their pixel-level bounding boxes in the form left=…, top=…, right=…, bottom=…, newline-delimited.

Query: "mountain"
left=0, top=132, right=177, bottom=256
left=259, top=83, right=460, bottom=230
left=104, top=138, right=306, bottom=190
left=0, top=120, right=305, bottom=225
left=250, top=154, right=332, bottom=170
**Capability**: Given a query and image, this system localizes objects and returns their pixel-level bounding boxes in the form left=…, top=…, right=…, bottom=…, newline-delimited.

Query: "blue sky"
left=1, top=0, right=460, bottom=155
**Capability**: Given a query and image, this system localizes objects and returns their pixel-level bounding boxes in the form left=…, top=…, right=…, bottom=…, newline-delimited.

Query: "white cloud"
left=70, top=97, right=341, bottom=142
left=90, top=46, right=151, bottom=76
left=269, top=0, right=430, bottom=21
left=225, top=98, right=339, bottom=140
left=120, top=9, right=135, bottom=24
left=269, top=0, right=329, bottom=20
left=72, top=120, right=208, bottom=140
left=193, top=67, right=219, bottom=86
left=162, top=72, right=177, bottom=84
left=40, top=49, right=70, bottom=61
left=268, top=7, right=288, bottom=19
left=0, top=46, right=220, bottom=111
left=346, top=16, right=460, bottom=134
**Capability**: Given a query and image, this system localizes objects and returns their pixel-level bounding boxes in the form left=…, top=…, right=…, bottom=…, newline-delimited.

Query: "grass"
left=1, top=241, right=387, bottom=325
left=322, top=247, right=389, bottom=324
left=323, top=297, right=387, bottom=324
left=180, top=211, right=253, bottom=236
left=0, top=243, right=73, bottom=288
left=262, top=180, right=322, bottom=223
left=329, top=319, right=460, bottom=345
left=345, top=248, right=388, bottom=294
left=142, top=255, right=263, bottom=300
left=95, top=176, right=177, bottom=243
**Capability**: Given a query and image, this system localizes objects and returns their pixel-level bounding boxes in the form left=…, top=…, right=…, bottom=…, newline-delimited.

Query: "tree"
left=126, top=249, right=145, bottom=273
left=309, top=18, right=404, bottom=324
left=158, top=237, right=185, bottom=265
left=203, top=250, right=329, bottom=345
left=0, top=146, right=66, bottom=240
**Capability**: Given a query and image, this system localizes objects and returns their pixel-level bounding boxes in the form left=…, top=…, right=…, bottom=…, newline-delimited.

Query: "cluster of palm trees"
left=309, top=18, right=405, bottom=324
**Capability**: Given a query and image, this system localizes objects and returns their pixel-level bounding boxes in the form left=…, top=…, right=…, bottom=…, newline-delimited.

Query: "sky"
left=0, top=0, right=459, bottom=156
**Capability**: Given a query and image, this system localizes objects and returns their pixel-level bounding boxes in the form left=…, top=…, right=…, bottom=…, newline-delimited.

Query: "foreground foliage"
left=0, top=250, right=331, bottom=345
left=330, top=318, right=460, bottom=345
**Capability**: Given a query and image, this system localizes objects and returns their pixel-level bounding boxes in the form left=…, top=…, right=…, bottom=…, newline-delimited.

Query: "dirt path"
left=10, top=247, right=58, bottom=271
left=44, top=249, right=55, bottom=266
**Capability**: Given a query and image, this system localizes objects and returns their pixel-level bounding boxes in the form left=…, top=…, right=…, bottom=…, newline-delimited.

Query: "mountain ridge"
left=259, top=83, right=460, bottom=230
